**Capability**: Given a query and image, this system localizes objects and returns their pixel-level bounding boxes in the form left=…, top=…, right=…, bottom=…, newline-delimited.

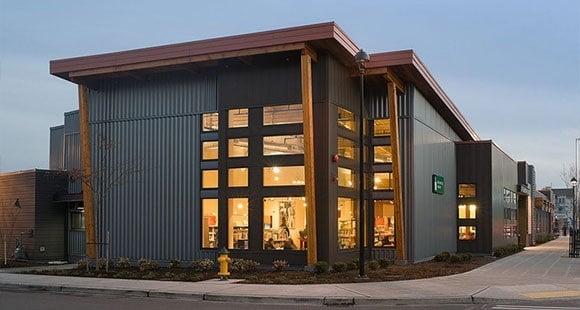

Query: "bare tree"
left=0, top=199, right=21, bottom=266
left=69, top=134, right=144, bottom=270
left=560, top=163, right=576, bottom=188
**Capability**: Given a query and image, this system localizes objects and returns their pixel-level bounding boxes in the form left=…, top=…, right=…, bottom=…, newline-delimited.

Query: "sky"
left=0, top=0, right=578, bottom=188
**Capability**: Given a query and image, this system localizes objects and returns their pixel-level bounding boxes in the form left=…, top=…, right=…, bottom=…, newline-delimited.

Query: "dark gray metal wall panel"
left=34, top=170, right=68, bottom=260
left=68, top=230, right=86, bottom=260
left=49, top=126, right=65, bottom=171
left=63, top=111, right=82, bottom=194
left=64, top=111, right=80, bottom=134
left=368, top=86, right=388, bottom=119
left=218, top=60, right=300, bottom=109
left=327, top=54, right=359, bottom=114
left=399, top=86, right=414, bottom=261
left=90, top=72, right=217, bottom=122
left=490, top=145, right=518, bottom=249
left=91, top=115, right=198, bottom=261
left=411, top=88, right=460, bottom=261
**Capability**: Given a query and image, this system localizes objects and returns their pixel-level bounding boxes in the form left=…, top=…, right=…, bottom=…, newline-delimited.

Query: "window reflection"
left=263, top=135, right=304, bottom=156
left=263, top=197, right=306, bottom=250
left=458, top=226, right=476, bottom=240
left=229, top=138, right=249, bottom=158
left=202, top=141, right=219, bottom=160
left=374, top=145, right=392, bottom=163
left=202, top=113, right=218, bottom=132
left=373, top=119, right=390, bottom=136
left=374, top=172, right=393, bottom=190
left=338, top=197, right=356, bottom=249
left=338, top=137, right=356, bottom=159
left=228, top=109, right=248, bottom=128
left=374, top=200, right=395, bottom=247
left=263, top=166, right=305, bottom=186
left=338, top=167, right=354, bottom=188
left=337, top=107, right=355, bottom=131
left=228, top=198, right=248, bottom=249
left=263, top=104, right=303, bottom=125
left=202, top=199, right=218, bottom=248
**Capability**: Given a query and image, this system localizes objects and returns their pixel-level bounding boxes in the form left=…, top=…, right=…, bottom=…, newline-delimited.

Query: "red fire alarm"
left=332, top=154, right=339, bottom=163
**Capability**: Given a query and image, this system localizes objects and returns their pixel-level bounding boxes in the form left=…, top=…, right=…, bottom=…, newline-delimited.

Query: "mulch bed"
left=25, top=256, right=494, bottom=284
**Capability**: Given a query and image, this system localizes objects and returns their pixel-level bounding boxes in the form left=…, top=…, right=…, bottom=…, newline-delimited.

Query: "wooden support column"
left=79, top=85, right=96, bottom=259
left=301, top=48, right=317, bottom=266
left=387, top=79, right=406, bottom=262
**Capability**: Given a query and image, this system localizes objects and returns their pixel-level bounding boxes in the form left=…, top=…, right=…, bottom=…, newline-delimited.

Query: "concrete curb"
left=1, top=282, right=579, bottom=306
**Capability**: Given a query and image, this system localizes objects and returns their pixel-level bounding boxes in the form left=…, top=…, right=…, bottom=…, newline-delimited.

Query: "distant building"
left=535, top=189, right=555, bottom=239
left=552, top=188, right=573, bottom=233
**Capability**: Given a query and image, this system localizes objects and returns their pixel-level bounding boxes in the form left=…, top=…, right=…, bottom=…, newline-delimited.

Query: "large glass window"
left=202, top=141, right=219, bottom=160
left=202, top=170, right=218, bottom=189
left=338, top=197, right=356, bottom=249
left=374, top=145, right=392, bottom=163
left=458, top=226, right=476, bottom=240
left=229, top=138, right=249, bottom=158
left=458, top=184, right=476, bottom=198
left=374, top=200, right=395, bottom=247
left=338, top=167, right=354, bottom=188
left=337, top=137, right=356, bottom=159
left=374, top=172, right=393, bottom=190
left=228, top=168, right=248, bottom=187
left=263, top=166, right=305, bottom=186
left=263, top=104, right=303, bottom=125
left=202, top=199, right=218, bottom=248
left=263, top=135, right=304, bottom=156
left=263, top=197, right=306, bottom=250
left=337, top=107, right=355, bottom=131
left=202, top=113, right=218, bottom=132
left=373, top=119, right=390, bottom=136
left=458, top=204, right=477, bottom=219
left=228, top=108, right=248, bottom=128
left=228, top=198, right=248, bottom=249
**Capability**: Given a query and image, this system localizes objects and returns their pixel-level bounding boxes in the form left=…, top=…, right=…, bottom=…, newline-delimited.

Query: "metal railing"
left=570, top=229, right=580, bottom=258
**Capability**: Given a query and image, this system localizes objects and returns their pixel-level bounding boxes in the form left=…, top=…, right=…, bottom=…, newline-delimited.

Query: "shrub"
left=164, top=272, right=176, bottom=279
left=112, top=270, right=135, bottom=279
left=96, top=258, right=110, bottom=270
left=440, top=252, right=451, bottom=260
left=448, top=255, right=461, bottom=263
left=332, top=262, right=347, bottom=272
left=367, top=260, right=380, bottom=270
left=272, top=259, right=289, bottom=272
left=377, top=258, right=391, bottom=268
left=191, top=259, right=215, bottom=272
left=230, top=258, right=260, bottom=273
left=458, top=253, right=473, bottom=262
left=172, top=273, right=195, bottom=281
left=116, top=257, right=131, bottom=269
left=347, top=258, right=359, bottom=270
left=314, top=261, right=329, bottom=274
left=168, top=257, right=182, bottom=269
left=493, top=243, right=524, bottom=258
left=137, top=258, right=160, bottom=272
left=76, top=258, right=88, bottom=270
left=142, top=271, right=157, bottom=280
left=433, top=254, right=446, bottom=262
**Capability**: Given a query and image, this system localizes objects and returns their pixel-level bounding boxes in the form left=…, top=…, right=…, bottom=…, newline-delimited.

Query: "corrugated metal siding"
left=490, top=144, right=518, bottom=249
left=327, top=55, right=359, bottom=114
left=91, top=116, right=198, bottom=261
left=68, top=230, right=86, bottom=259
left=90, top=72, right=217, bottom=122
left=87, top=73, right=216, bottom=261
left=64, top=111, right=82, bottom=194
left=49, top=126, right=64, bottom=170
left=368, top=86, right=388, bottom=119
left=411, top=87, right=458, bottom=261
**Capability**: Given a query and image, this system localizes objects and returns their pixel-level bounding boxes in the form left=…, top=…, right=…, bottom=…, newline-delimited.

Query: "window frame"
left=201, top=112, right=219, bottom=132
left=458, top=183, right=477, bottom=198
left=201, top=140, right=219, bottom=161
left=201, top=198, right=219, bottom=249
left=228, top=108, right=249, bottom=128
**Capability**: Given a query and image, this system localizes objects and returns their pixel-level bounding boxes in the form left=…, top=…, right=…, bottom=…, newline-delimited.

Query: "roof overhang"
left=50, top=22, right=478, bottom=141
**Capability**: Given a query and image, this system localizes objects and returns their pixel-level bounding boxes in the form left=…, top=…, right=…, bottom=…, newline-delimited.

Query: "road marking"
left=523, top=290, right=580, bottom=299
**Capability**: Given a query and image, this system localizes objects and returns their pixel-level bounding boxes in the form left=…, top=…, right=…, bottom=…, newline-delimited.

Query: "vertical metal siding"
left=87, top=74, right=216, bottom=261
left=49, top=126, right=65, bottom=170
left=327, top=55, right=359, bottom=114
left=368, top=87, right=388, bottom=119
left=64, top=111, right=82, bottom=194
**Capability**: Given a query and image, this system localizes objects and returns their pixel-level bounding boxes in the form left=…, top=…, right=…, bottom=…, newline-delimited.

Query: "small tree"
left=560, top=163, right=576, bottom=188
left=0, top=199, right=22, bottom=266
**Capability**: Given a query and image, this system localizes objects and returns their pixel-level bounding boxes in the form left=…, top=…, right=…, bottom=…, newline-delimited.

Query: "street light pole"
left=355, top=49, right=370, bottom=279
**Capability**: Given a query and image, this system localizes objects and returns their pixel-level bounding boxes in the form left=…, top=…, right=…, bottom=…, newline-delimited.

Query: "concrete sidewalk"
left=0, top=237, right=578, bottom=306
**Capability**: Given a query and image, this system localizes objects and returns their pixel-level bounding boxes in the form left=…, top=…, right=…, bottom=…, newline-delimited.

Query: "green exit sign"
left=432, top=174, right=444, bottom=195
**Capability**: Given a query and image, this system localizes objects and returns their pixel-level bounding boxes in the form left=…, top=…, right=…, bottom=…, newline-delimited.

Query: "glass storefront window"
left=229, top=108, right=249, bottom=128
left=228, top=168, right=248, bottom=187
left=202, top=199, right=218, bottom=248
left=229, top=138, right=249, bottom=158
left=263, top=197, right=306, bottom=250
left=228, top=198, right=248, bottom=249
left=338, top=167, right=354, bottom=188
left=458, top=204, right=477, bottom=219
left=374, top=200, right=395, bottom=247
left=337, top=137, right=356, bottom=159
left=338, top=197, right=356, bottom=249
left=373, top=119, right=390, bottom=136
left=458, top=184, right=476, bottom=198
left=70, top=211, right=85, bottom=230
left=202, top=113, right=218, bottom=132
left=458, top=226, right=476, bottom=240
left=263, top=166, right=305, bottom=186
left=202, top=170, right=218, bottom=189
left=373, top=145, right=392, bottom=163
left=337, top=107, right=355, bottom=131
left=263, top=104, right=303, bottom=125
left=263, top=135, right=304, bottom=156
left=374, top=172, right=393, bottom=190
left=202, top=141, right=218, bottom=160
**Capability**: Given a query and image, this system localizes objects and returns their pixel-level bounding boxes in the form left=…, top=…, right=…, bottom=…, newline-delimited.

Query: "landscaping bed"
left=0, top=260, right=50, bottom=269
left=25, top=255, right=495, bottom=284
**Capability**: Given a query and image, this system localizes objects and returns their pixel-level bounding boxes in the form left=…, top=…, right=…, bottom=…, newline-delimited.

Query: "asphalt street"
left=1, top=290, right=580, bottom=310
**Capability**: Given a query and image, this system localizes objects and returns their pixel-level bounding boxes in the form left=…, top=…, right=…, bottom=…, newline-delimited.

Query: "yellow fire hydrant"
left=217, top=247, right=231, bottom=280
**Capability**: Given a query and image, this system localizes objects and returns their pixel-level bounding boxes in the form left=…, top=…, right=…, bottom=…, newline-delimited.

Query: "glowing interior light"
left=272, top=166, right=280, bottom=174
